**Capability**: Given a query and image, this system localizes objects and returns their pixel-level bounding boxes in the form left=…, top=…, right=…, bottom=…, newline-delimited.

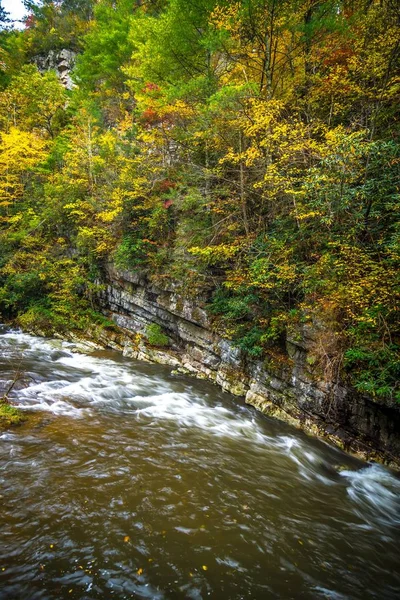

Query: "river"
left=0, top=328, right=399, bottom=600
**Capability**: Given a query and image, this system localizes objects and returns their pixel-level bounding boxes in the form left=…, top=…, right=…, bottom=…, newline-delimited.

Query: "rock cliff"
left=34, top=49, right=76, bottom=90
left=97, top=265, right=400, bottom=466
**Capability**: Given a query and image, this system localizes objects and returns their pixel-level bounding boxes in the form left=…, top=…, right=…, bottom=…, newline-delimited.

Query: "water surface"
left=0, top=329, right=399, bottom=599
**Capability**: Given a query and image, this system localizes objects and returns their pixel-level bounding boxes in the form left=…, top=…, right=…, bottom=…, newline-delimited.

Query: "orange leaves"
left=141, top=108, right=160, bottom=126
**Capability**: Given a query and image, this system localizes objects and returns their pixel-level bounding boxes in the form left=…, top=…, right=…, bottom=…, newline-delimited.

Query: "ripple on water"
left=1, top=329, right=400, bottom=600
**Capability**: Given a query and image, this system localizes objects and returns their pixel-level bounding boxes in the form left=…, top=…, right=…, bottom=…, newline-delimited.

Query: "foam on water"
left=0, top=329, right=65, bottom=353
left=340, top=464, right=400, bottom=527
left=3, top=328, right=400, bottom=532
left=133, top=391, right=270, bottom=442
left=3, top=330, right=273, bottom=442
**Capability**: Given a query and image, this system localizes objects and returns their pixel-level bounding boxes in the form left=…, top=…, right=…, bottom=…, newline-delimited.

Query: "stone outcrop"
left=34, top=49, right=76, bottom=90
left=96, top=265, right=400, bottom=467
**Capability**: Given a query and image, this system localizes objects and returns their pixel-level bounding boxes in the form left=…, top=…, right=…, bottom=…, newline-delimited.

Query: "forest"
left=0, top=0, right=399, bottom=403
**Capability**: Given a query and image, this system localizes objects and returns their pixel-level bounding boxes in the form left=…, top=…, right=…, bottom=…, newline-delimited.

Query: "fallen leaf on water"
left=49, top=544, right=54, bottom=549
left=123, top=536, right=130, bottom=543
left=137, top=568, right=143, bottom=575
left=202, top=565, right=208, bottom=571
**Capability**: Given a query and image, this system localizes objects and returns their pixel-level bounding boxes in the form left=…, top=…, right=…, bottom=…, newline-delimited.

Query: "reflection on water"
left=0, top=328, right=399, bottom=600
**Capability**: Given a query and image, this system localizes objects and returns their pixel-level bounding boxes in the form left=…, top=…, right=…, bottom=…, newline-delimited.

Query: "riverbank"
left=95, top=266, right=400, bottom=470
left=38, top=319, right=400, bottom=470
left=4, top=315, right=399, bottom=469
left=98, top=327, right=400, bottom=470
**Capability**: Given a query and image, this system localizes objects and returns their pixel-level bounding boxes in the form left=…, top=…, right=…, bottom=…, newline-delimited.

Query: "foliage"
left=23, top=0, right=95, bottom=53
left=145, top=323, right=169, bottom=347
left=114, top=235, right=156, bottom=270
left=0, top=401, right=25, bottom=428
left=0, top=0, right=398, bottom=402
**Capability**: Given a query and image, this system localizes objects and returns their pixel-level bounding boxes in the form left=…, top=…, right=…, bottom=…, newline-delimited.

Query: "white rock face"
left=34, top=49, right=76, bottom=90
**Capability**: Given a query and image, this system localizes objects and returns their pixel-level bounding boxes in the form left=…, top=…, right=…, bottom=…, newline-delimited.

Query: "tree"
left=0, top=127, right=47, bottom=223
left=0, top=2, right=10, bottom=31
left=0, top=65, right=67, bottom=135
left=23, top=0, right=95, bottom=53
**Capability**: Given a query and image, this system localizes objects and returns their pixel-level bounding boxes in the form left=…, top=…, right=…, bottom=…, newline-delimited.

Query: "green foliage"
left=0, top=0, right=398, bottom=404
left=233, top=326, right=264, bottom=357
left=74, top=0, right=134, bottom=92
left=145, top=323, right=169, bottom=347
left=0, top=30, right=27, bottom=89
left=113, top=236, right=155, bottom=270
left=0, top=271, right=45, bottom=312
left=16, top=301, right=112, bottom=336
left=23, top=0, right=95, bottom=53
left=344, top=345, right=400, bottom=402
left=0, top=65, right=67, bottom=134
left=127, top=0, right=220, bottom=96
left=209, top=287, right=258, bottom=321
left=209, top=287, right=286, bottom=356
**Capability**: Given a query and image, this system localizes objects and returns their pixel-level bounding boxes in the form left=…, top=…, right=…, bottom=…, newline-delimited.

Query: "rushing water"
left=0, top=328, right=399, bottom=600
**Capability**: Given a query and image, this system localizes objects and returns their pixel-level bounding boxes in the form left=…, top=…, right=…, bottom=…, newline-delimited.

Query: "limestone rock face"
left=96, top=265, right=400, bottom=466
left=34, top=49, right=76, bottom=90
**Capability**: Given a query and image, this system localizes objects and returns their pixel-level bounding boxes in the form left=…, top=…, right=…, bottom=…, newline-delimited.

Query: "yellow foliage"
left=0, top=128, right=47, bottom=215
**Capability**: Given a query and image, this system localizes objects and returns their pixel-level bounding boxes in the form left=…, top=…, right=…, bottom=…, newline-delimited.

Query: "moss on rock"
left=0, top=402, right=26, bottom=429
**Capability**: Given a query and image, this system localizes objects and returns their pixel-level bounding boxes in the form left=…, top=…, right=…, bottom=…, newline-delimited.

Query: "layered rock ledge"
left=94, top=265, right=400, bottom=468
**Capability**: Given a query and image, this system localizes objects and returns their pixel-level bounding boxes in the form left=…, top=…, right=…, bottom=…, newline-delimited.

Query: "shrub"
left=145, top=323, right=169, bottom=347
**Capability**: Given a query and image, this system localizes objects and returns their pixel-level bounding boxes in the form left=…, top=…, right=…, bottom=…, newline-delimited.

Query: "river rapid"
left=0, top=328, right=399, bottom=600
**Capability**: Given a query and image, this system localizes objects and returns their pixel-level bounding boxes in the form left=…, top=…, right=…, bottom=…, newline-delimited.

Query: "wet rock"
left=319, top=462, right=343, bottom=480
left=50, top=350, right=71, bottom=361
